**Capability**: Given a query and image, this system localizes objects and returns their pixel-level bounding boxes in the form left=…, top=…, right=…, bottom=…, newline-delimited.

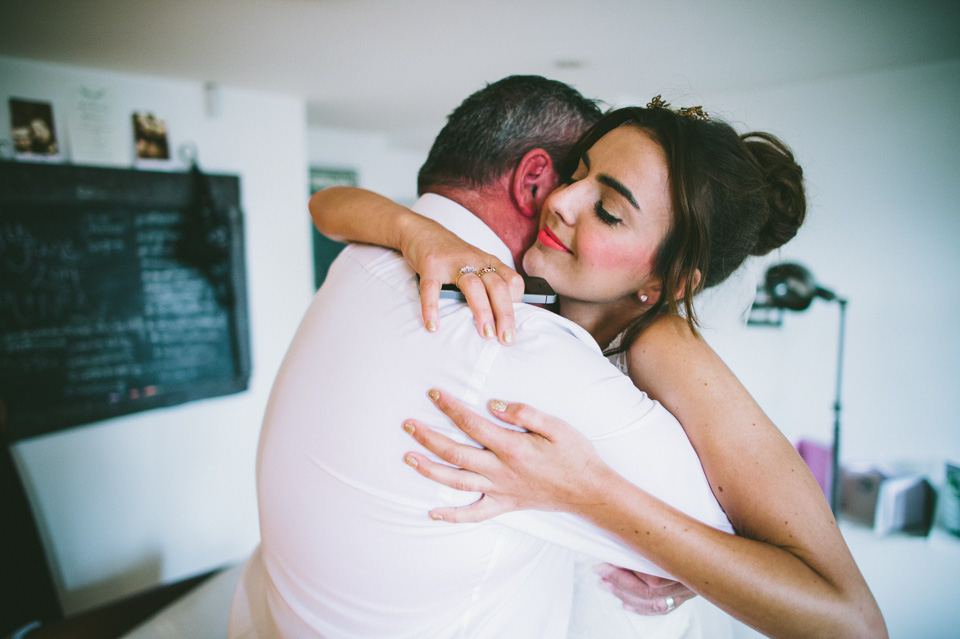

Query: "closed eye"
left=595, top=201, right=622, bottom=226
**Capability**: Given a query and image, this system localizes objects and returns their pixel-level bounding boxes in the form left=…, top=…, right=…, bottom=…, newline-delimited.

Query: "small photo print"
left=9, top=98, right=60, bottom=157
left=132, top=112, right=170, bottom=160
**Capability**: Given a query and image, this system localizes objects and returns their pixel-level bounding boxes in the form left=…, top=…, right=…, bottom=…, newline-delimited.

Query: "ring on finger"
left=455, top=265, right=477, bottom=289
left=477, top=266, right=497, bottom=278
left=664, top=596, right=675, bottom=612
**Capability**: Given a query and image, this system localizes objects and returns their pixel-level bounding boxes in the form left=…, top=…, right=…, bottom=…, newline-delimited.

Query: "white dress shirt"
left=229, top=194, right=733, bottom=639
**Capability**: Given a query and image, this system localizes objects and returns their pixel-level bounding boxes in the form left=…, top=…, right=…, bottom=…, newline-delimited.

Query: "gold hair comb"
left=646, top=95, right=709, bottom=121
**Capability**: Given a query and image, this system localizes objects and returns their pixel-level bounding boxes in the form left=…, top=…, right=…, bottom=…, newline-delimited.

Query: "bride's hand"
left=594, top=564, right=698, bottom=615
left=398, top=219, right=523, bottom=344
left=401, top=388, right=609, bottom=522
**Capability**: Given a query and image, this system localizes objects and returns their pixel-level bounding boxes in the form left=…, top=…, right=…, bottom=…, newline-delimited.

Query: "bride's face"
left=522, top=125, right=673, bottom=305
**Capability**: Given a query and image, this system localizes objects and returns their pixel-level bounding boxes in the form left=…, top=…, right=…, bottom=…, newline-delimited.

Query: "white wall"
left=692, top=59, right=960, bottom=638
left=307, top=126, right=423, bottom=204
left=2, top=56, right=314, bottom=615
left=697, top=58, right=960, bottom=472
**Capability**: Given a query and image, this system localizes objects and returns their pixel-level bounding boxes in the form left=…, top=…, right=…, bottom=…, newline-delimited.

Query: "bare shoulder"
left=625, top=315, right=729, bottom=398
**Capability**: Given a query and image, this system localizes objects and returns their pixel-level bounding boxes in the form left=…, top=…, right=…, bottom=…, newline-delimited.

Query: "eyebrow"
left=580, top=150, right=641, bottom=211
left=597, top=174, right=640, bottom=210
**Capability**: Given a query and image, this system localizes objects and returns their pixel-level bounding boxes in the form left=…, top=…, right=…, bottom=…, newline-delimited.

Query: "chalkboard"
left=0, top=161, right=251, bottom=442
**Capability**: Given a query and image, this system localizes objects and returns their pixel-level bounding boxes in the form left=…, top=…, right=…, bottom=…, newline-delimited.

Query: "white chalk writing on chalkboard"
left=1, top=161, right=250, bottom=440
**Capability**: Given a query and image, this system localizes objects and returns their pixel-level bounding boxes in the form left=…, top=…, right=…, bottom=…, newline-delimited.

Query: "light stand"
left=748, top=262, right=847, bottom=516
left=830, top=298, right=847, bottom=515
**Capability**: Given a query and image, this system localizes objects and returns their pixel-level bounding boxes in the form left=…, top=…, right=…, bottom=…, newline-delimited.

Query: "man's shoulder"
left=327, top=243, right=416, bottom=294
left=492, top=307, right=667, bottom=438
left=512, top=304, right=600, bottom=351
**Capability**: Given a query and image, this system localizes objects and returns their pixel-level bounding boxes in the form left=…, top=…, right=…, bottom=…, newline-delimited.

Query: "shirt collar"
left=410, top=194, right=516, bottom=269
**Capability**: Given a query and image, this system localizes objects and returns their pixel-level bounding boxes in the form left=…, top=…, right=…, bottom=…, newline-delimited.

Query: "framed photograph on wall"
left=9, top=97, right=62, bottom=161
left=132, top=111, right=171, bottom=165
left=309, top=166, right=358, bottom=288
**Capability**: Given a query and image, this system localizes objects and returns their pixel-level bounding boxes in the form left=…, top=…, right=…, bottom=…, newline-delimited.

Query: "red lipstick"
left=538, top=227, right=572, bottom=254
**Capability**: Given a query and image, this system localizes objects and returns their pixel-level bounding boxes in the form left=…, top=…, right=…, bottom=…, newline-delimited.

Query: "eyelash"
left=566, top=163, right=622, bottom=227
left=594, top=201, right=622, bottom=226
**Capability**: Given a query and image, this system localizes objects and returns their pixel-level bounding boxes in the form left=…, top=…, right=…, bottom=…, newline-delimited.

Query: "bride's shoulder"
left=625, top=314, right=716, bottom=378
left=630, top=314, right=702, bottom=353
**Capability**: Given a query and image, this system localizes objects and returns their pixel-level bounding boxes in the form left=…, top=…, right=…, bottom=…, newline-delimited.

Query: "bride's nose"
left=547, top=181, right=588, bottom=226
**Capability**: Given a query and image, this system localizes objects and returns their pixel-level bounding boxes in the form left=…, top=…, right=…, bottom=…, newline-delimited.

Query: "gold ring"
left=455, top=265, right=477, bottom=288
left=477, top=266, right=497, bottom=278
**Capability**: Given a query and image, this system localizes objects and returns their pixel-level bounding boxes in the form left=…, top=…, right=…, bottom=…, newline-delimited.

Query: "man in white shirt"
left=229, top=76, right=731, bottom=639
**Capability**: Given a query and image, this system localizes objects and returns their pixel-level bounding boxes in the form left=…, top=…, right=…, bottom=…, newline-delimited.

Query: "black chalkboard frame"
left=0, top=161, right=251, bottom=441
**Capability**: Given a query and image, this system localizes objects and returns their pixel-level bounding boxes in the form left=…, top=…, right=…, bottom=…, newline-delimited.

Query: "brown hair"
left=560, top=106, right=806, bottom=354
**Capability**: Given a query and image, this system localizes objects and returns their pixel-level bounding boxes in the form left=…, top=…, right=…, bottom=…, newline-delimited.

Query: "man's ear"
left=512, top=148, right=558, bottom=218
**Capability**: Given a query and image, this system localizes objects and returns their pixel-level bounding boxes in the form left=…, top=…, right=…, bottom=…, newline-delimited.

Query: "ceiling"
left=3, top=0, right=959, bottom=152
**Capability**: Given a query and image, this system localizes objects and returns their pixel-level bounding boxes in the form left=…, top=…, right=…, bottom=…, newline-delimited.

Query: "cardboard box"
left=840, top=465, right=937, bottom=536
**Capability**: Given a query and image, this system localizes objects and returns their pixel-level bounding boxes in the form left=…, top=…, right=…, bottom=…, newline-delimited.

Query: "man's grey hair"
left=417, top=76, right=603, bottom=195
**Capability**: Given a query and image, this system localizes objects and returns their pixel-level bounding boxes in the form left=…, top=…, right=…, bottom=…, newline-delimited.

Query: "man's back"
left=230, top=196, right=731, bottom=638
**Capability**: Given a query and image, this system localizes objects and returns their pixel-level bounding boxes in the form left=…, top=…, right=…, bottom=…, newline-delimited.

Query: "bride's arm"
left=309, top=186, right=523, bottom=343
left=402, top=321, right=887, bottom=638
left=620, top=315, right=885, bottom=637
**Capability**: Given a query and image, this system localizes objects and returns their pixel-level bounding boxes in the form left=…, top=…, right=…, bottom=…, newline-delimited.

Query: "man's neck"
left=426, top=183, right=537, bottom=269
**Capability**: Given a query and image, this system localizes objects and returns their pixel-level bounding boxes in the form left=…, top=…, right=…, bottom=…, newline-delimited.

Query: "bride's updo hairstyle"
left=560, top=103, right=806, bottom=352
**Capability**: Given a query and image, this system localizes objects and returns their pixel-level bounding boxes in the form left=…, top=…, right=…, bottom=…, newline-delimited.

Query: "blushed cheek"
left=583, top=236, right=655, bottom=277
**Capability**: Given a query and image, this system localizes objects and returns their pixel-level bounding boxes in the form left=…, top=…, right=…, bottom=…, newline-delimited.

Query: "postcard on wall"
left=67, top=86, right=127, bottom=166
left=132, top=111, right=171, bottom=164
left=9, top=98, right=62, bottom=161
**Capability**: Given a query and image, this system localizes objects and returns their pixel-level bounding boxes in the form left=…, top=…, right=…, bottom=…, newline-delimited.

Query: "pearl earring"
left=640, top=294, right=648, bottom=303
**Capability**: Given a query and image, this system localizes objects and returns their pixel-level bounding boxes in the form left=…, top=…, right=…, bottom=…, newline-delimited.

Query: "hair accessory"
left=455, top=265, right=477, bottom=288
left=477, top=266, right=497, bottom=278
left=646, top=95, right=709, bottom=121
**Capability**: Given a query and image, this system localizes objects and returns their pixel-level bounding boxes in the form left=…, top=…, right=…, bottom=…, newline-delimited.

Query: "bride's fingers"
left=402, top=450, right=490, bottom=493
left=480, top=269, right=518, bottom=346
left=418, top=277, right=442, bottom=333
left=484, top=398, right=569, bottom=443
left=427, top=389, right=522, bottom=453
left=428, top=495, right=510, bottom=524
left=502, top=267, right=525, bottom=302
left=402, top=416, right=495, bottom=475
left=456, top=272, right=497, bottom=340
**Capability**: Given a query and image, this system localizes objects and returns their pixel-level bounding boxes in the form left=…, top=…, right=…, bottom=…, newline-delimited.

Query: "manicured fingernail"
left=502, top=329, right=514, bottom=344
left=404, top=454, right=418, bottom=468
left=428, top=389, right=440, bottom=402
left=402, top=421, right=415, bottom=435
left=490, top=399, right=507, bottom=412
left=483, top=323, right=495, bottom=338
left=425, top=320, right=437, bottom=332
left=430, top=512, right=444, bottom=521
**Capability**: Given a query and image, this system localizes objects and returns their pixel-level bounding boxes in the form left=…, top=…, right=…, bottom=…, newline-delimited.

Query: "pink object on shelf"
left=796, top=439, right=834, bottom=506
